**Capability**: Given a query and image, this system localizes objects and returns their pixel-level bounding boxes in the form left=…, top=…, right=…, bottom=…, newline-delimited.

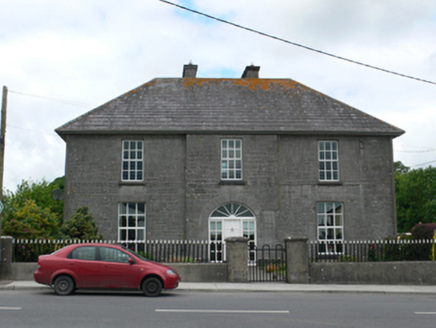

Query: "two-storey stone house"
left=56, top=64, right=404, bottom=257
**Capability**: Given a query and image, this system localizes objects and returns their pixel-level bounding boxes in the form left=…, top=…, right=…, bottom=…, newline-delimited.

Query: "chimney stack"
left=241, top=65, right=260, bottom=78
left=183, top=63, right=198, bottom=78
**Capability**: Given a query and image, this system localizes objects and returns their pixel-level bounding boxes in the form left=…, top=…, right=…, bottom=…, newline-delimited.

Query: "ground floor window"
left=209, top=220, right=223, bottom=262
left=209, top=202, right=256, bottom=262
left=317, top=202, right=343, bottom=254
left=118, top=203, right=146, bottom=251
left=243, top=221, right=256, bottom=261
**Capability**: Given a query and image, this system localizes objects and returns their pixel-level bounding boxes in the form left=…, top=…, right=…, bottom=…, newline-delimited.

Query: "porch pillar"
left=226, top=237, right=249, bottom=282
left=285, top=237, right=310, bottom=284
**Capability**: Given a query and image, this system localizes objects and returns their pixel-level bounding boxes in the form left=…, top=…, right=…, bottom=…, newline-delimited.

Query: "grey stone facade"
left=57, top=64, right=404, bottom=246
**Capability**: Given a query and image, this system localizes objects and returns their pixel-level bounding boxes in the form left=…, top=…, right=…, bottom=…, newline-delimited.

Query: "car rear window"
left=68, top=246, right=97, bottom=261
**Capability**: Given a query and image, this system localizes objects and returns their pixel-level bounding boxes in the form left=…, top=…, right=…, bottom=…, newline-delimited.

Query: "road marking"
left=0, top=307, right=22, bottom=311
left=415, top=312, right=436, bottom=315
left=156, top=309, right=289, bottom=314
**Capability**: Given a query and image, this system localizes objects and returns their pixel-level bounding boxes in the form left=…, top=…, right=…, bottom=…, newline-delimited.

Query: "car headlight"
left=166, top=269, right=177, bottom=275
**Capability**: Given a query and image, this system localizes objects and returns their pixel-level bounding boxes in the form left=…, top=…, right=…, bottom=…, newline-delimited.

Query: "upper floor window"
left=221, top=139, right=242, bottom=180
left=122, top=141, right=143, bottom=181
left=318, top=141, right=339, bottom=181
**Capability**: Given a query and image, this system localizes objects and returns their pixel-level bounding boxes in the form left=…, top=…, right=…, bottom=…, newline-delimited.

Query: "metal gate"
left=248, top=244, right=286, bottom=282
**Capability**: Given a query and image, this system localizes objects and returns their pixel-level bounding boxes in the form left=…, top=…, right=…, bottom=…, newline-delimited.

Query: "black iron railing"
left=12, top=239, right=116, bottom=263
left=122, top=240, right=212, bottom=263
left=12, top=239, right=214, bottom=263
left=310, top=239, right=436, bottom=263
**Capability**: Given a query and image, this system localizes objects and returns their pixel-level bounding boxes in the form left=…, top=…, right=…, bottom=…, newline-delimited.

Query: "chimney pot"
left=183, top=63, right=198, bottom=78
left=242, top=65, right=260, bottom=78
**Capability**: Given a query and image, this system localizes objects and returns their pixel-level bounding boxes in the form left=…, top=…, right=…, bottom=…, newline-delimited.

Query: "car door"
left=66, top=246, right=100, bottom=288
left=98, top=246, right=140, bottom=288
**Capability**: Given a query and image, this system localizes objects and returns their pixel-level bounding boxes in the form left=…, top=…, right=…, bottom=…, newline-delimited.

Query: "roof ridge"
left=56, top=77, right=404, bottom=139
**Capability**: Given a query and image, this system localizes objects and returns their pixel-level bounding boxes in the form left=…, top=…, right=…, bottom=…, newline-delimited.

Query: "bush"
left=368, top=244, right=378, bottom=262
left=409, top=223, right=436, bottom=260
left=2, top=178, right=65, bottom=239
left=382, top=231, right=434, bottom=261
left=338, top=255, right=357, bottom=262
left=265, top=262, right=286, bottom=274
left=137, top=251, right=155, bottom=261
left=2, top=199, right=59, bottom=239
left=411, top=223, right=436, bottom=240
left=59, top=206, right=103, bottom=240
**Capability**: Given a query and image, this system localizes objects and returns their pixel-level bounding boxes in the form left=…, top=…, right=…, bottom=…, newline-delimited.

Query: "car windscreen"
left=122, top=247, right=151, bottom=261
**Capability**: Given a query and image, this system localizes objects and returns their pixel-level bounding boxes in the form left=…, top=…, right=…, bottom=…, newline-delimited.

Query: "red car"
left=34, top=243, right=180, bottom=296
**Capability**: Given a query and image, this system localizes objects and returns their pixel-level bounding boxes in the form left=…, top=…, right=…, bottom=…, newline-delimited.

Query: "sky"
left=1, top=0, right=435, bottom=193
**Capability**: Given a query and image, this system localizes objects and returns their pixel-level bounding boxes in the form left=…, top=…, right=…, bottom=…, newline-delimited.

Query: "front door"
left=209, top=202, right=256, bottom=262
left=223, top=218, right=241, bottom=239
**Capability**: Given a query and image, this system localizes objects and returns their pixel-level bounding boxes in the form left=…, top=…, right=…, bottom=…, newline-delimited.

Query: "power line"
left=395, top=149, right=436, bottom=153
left=7, top=124, right=54, bottom=136
left=9, top=90, right=93, bottom=108
left=411, top=160, right=436, bottom=168
left=160, top=0, right=436, bottom=86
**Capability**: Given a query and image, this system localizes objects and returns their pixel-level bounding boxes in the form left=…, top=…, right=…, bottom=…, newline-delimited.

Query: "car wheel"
left=142, top=277, right=162, bottom=297
left=54, top=276, right=75, bottom=296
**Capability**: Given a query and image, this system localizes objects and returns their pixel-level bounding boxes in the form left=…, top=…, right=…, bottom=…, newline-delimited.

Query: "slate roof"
left=56, top=77, right=404, bottom=138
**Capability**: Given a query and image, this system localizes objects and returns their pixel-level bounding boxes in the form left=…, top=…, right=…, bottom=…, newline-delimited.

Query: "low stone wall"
left=167, top=263, right=228, bottom=282
left=0, top=236, right=237, bottom=283
left=2, top=263, right=38, bottom=281
left=5, top=258, right=436, bottom=285
left=2, top=236, right=436, bottom=285
left=310, top=261, right=436, bottom=285
left=3, top=262, right=228, bottom=282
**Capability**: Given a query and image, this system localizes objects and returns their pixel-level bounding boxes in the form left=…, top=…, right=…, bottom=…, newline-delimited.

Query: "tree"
left=2, top=177, right=64, bottom=238
left=395, top=162, right=436, bottom=233
left=394, top=161, right=410, bottom=174
left=59, top=206, right=103, bottom=240
left=1, top=199, right=59, bottom=239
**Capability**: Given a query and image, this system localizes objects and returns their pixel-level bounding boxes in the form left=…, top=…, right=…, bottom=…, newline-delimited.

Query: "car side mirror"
left=128, top=258, right=134, bottom=265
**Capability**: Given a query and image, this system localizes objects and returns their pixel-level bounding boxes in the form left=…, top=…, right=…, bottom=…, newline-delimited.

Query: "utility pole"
left=0, top=86, right=7, bottom=249
left=0, top=86, right=7, bottom=197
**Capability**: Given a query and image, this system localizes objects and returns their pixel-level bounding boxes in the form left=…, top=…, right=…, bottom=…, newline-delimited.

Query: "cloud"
left=1, top=0, right=435, bottom=191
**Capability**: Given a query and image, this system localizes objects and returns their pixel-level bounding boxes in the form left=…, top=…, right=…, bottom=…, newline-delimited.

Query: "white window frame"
left=243, top=220, right=256, bottom=262
left=318, top=141, right=339, bottom=181
left=221, top=139, right=242, bottom=180
left=209, top=203, right=256, bottom=262
left=209, top=220, right=223, bottom=263
left=118, top=203, right=146, bottom=251
left=317, top=202, right=344, bottom=254
left=121, top=140, right=144, bottom=181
